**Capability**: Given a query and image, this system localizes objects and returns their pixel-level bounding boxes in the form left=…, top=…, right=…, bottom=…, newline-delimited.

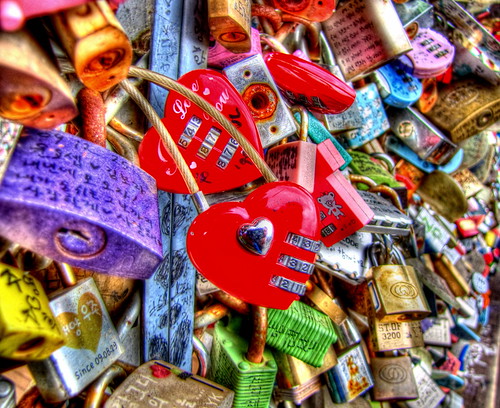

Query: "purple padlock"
left=208, top=27, right=262, bottom=69
left=0, top=128, right=162, bottom=279
left=402, top=28, right=455, bottom=78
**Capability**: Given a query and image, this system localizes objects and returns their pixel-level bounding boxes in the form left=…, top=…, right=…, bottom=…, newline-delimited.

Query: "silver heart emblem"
left=237, top=218, right=274, bottom=255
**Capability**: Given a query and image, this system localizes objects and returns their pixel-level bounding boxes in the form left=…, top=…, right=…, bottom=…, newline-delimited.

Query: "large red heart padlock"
left=138, top=69, right=264, bottom=194
left=186, top=181, right=321, bottom=309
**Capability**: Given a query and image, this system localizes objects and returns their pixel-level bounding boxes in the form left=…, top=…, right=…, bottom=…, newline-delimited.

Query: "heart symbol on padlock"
left=139, top=69, right=264, bottom=194
left=56, top=292, right=102, bottom=353
left=187, top=181, right=321, bottom=309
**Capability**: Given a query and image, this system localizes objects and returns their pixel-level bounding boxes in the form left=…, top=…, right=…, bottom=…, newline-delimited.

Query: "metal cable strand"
left=120, top=78, right=201, bottom=195
left=128, top=66, right=278, bottom=183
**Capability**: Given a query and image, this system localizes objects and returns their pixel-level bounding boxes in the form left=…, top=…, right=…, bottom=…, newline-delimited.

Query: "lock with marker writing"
left=0, top=262, right=65, bottom=361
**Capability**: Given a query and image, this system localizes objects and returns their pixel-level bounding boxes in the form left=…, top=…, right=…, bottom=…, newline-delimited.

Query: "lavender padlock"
left=0, top=128, right=162, bottom=279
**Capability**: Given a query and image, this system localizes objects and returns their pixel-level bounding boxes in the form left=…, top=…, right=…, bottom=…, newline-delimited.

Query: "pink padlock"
left=208, top=27, right=262, bottom=69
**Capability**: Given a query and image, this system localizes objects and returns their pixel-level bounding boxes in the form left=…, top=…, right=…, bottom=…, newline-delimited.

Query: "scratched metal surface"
left=143, top=0, right=208, bottom=371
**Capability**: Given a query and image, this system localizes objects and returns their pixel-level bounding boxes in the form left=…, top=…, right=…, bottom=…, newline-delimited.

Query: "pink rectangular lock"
left=208, top=27, right=262, bottom=69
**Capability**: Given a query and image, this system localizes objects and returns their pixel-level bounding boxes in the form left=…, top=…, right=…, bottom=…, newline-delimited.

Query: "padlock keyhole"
left=54, top=223, right=107, bottom=259
left=15, top=336, right=45, bottom=357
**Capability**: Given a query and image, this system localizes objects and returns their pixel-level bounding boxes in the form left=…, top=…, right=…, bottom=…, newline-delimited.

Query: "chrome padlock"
left=394, top=0, right=435, bottom=35
left=104, top=360, right=234, bottom=407
left=423, top=77, right=500, bottom=143
left=370, top=355, right=418, bottom=402
left=336, top=83, right=390, bottom=150
left=0, top=376, right=14, bottom=408
left=367, top=241, right=431, bottom=322
left=28, top=264, right=124, bottom=402
left=223, top=53, right=297, bottom=148
left=266, top=300, right=337, bottom=367
left=0, top=262, right=65, bottom=360
left=387, top=106, right=459, bottom=165
left=0, top=127, right=162, bottom=279
left=208, top=313, right=278, bottom=408
left=273, top=347, right=337, bottom=405
left=322, top=0, right=412, bottom=81
left=324, top=343, right=374, bottom=403
left=51, top=0, right=133, bottom=92
left=207, top=0, right=251, bottom=53
left=0, top=29, right=77, bottom=129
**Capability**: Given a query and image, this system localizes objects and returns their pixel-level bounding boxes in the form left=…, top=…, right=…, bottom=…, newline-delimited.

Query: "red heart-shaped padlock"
left=138, top=69, right=264, bottom=194
left=187, top=181, right=321, bottom=309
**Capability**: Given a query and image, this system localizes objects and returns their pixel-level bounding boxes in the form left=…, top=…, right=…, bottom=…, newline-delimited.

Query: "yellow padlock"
left=0, top=263, right=65, bottom=360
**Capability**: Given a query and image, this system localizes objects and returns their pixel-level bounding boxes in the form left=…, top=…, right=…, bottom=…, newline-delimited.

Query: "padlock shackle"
left=246, top=305, right=267, bottom=364
left=212, top=290, right=251, bottom=315
left=83, top=365, right=127, bottom=408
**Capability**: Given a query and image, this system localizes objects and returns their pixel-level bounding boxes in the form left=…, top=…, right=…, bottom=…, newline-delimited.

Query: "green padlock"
left=267, top=301, right=337, bottom=367
left=209, top=313, right=277, bottom=408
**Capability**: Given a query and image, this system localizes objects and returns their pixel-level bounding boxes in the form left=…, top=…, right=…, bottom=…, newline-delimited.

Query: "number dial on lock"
left=139, top=69, right=264, bottom=194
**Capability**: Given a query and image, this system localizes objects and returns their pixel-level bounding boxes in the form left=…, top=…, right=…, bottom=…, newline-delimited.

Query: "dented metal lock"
left=51, top=0, right=133, bottom=92
left=370, top=355, right=418, bottom=401
left=28, top=265, right=124, bottom=402
left=209, top=314, right=278, bottom=408
left=207, top=0, right=251, bottom=53
left=267, top=300, right=337, bottom=367
left=324, top=343, right=374, bottom=403
left=104, top=360, right=234, bottom=407
left=0, top=128, right=162, bottom=279
left=0, top=29, right=77, bottom=129
left=322, top=0, right=412, bottom=81
left=0, top=262, right=65, bottom=360
left=223, top=53, right=297, bottom=148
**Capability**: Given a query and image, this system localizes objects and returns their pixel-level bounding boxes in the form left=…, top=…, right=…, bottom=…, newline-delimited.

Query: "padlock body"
left=29, top=278, right=123, bottom=402
left=0, top=263, right=65, bottom=360
left=208, top=27, right=261, bottom=69
left=369, top=317, right=424, bottom=352
left=371, top=356, right=418, bottom=401
left=368, top=265, right=430, bottom=322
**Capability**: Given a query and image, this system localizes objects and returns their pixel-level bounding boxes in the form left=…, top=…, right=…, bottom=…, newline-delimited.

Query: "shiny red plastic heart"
left=187, top=181, right=321, bottom=309
left=138, top=69, right=264, bottom=194
left=264, top=52, right=356, bottom=114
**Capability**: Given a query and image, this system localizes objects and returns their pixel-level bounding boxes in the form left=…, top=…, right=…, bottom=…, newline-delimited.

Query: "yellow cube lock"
left=0, top=263, right=65, bottom=360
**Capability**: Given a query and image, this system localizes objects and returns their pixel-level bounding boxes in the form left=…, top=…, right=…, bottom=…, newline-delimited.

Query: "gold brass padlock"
left=431, top=254, right=471, bottom=298
left=369, top=317, right=424, bottom=352
left=370, top=355, right=418, bottom=401
left=0, top=262, right=65, bottom=360
left=207, top=0, right=251, bottom=53
left=51, top=0, right=133, bottom=92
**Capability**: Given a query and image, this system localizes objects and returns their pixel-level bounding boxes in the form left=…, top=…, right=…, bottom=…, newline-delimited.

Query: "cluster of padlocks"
left=0, top=0, right=499, bottom=406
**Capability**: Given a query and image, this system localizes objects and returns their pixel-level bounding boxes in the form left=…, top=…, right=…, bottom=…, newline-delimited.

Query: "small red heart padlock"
left=186, top=181, right=321, bottom=309
left=138, top=69, right=264, bottom=194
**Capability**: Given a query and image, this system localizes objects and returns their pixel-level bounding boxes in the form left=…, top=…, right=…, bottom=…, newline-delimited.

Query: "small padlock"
left=422, top=77, right=500, bottom=143
left=266, top=300, right=337, bottom=367
left=336, top=83, right=391, bottom=150
left=208, top=313, right=278, bottom=408
left=273, top=346, right=338, bottom=405
left=0, top=262, right=65, bottom=360
left=422, top=317, right=452, bottom=347
left=207, top=0, right=251, bottom=53
left=104, top=360, right=234, bottom=407
left=432, top=254, right=471, bottom=298
left=208, top=27, right=262, bottom=69
left=28, top=264, right=124, bottom=402
left=0, top=29, right=77, bottom=129
left=50, top=0, right=133, bottom=92
left=321, top=0, right=412, bottom=81
left=348, top=151, right=405, bottom=191
left=223, top=53, right=297, bottom=148
left=400, top=364, right=445, bottom=408
left=370, top=355, right=418, bottom=401
left=324, top=343, right=374, bottom=403
left=0, top=127, right=162, bottom=279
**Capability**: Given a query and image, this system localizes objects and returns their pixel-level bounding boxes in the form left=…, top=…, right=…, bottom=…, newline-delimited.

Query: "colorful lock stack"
left=0, top=0, right=499, bottom=407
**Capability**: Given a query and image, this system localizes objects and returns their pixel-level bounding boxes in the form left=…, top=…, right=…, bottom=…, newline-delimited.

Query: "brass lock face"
left=371, top=356, right=418, bottom=401
left=369, top=317, right=424, bottom=352
left=368, top=265, right=431, bottom=322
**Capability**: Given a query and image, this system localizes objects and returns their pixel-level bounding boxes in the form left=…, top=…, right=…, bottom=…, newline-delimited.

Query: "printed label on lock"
left=224, top=54, right=297, bottom=148
left=369, top=318, right=424, bottom=352
left=29, top=278, right=123, bottom=402
left=405, top=364, right=445, bottom=408
left=422, top=317, right=452, bottom=347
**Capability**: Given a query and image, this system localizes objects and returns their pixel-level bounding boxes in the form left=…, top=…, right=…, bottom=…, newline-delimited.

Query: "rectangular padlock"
left=0, top=263, right=65, bottom=361
left=208, top=27, right=261, bottom=69
left=51, top=0, right=133, bottom=92
left=267, top=301, right=337, bottom=368
left=401, top=364, right=445, bottom=408
left=104, top=360, right=234, bottom=407
left=387, top=106, right=459, bottom=165
left=207, top=0, right=251, bottom=53
left=28, top=277, right=123, bottom=402
left=336, top=84, right=391, bottom=149
left=368, top=264, right=431, bottom=322
left=370, top=356, right=418, bottom=401
left=423, top=317, right=452, bottom=347
left=223, top=53, right=297, bottom=148
left=324, top=343, right=374, bottom=403
left=322, top=0, right=412, bottom=81
left=432, top=254, right=471, bottom=297
left=0, top=128, right=162, bottom=279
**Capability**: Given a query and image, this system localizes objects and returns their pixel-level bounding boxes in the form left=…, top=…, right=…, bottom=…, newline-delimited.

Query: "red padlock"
left=267, top=0, right=335, bottom=22
left=139, top=69, right=264, bottom=194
